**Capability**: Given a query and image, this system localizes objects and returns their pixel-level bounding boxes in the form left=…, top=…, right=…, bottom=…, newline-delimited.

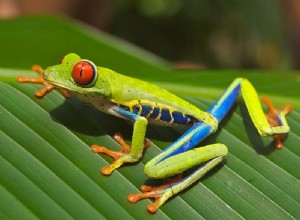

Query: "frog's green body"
left=17, top=53, right=291, bottom=213
left=46, top=54, right=217, bottom=127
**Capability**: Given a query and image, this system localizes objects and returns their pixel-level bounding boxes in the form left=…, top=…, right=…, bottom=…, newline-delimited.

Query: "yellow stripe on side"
left=111, top=99, right=179, bottom=112
left=241, top=79, right=273, bottom=136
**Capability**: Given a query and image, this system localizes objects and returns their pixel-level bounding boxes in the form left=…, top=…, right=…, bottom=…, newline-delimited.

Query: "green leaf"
left=1, top=16, right=300, bottom=219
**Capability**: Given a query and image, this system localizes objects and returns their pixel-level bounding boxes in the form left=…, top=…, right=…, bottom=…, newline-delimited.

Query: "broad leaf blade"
left=0, top=16, right=300, bottom=219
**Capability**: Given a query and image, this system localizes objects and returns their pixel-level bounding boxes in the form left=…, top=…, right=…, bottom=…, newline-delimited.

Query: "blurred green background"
left=1, top=0, right=299, bottom=69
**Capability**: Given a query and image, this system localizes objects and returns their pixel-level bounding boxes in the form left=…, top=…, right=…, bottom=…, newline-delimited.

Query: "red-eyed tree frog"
left=17, top=53, right=292, bottom=213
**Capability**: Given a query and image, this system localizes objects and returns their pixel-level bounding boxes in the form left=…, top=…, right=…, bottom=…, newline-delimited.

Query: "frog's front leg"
left=92, top=106, right=150, bottom=175
left=17, top=65, right=70, bottom=98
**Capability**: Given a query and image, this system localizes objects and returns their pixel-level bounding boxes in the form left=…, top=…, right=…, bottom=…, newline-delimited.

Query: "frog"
left=17, top=53, right=292, bottom=213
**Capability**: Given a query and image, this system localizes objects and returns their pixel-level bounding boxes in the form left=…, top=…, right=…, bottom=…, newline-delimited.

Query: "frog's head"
left=43, top=53, right=108, bottom=96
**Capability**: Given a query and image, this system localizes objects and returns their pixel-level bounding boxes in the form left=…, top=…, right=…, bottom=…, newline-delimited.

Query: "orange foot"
left=128, top=174, right=183, bottom=213
left=262, top=97, right=292, bottom=149
left=91, top=133, right=151, bottom=175
left=17, top=65, right=70, bottom=98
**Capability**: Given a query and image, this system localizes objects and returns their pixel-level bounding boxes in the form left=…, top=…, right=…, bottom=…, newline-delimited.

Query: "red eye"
left=72, top=60, right=97, bottom=85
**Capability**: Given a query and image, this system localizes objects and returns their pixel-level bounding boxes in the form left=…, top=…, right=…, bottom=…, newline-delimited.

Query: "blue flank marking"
left=141, top=105, right=153, bottom=117
left=114, top=106, right=140, bottom=121
left=132, top=105, right=140, bottom=115
left=157, top=80, right=242, bottom=164
left=172, top=111, right=188, bottom=124
left=150, top=107, right=160, bottom=119
left=161, top=108, right=172, bottom=122
left=119, top=105, right=130, bottom=111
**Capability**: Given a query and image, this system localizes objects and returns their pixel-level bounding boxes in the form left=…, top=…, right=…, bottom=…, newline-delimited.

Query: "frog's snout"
left=42, top=71, right=49, bottom=79
left=43, top=71, right=49, bottom=79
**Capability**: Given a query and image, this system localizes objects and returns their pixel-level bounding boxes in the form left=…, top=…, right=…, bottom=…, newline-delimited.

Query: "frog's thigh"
left=145, top=143, right=228, bottom=179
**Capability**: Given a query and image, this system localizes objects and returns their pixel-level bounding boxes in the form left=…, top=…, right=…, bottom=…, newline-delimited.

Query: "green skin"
left=20, top=53, right=290, bottom=213
left=45, top=54, right=217, bottom=126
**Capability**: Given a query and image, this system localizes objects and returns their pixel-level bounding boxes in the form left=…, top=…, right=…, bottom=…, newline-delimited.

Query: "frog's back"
left=104, top=68, right=209, bottom=125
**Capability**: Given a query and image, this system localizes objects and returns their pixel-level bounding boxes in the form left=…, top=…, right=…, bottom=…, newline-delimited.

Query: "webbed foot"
left=91, top=133, right=151, bottom=175
left=128, top=174, right=183, bottom=213
left=17, top=65, right=70, bottom=98
left=262, top=97, right=292, bottom=149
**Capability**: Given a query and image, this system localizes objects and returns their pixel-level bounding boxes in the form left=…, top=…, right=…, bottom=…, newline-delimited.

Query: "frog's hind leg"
left=209, top=78, right=292, bottom=148
left=127, top=79, right=243, bottom=213
left=239, top=79, right=291, bottom=146
left=127, top=78, right=292, bottom=213
left=261, top=97, right=292, bottom=149
left=129, top=143, right=227, bottom=213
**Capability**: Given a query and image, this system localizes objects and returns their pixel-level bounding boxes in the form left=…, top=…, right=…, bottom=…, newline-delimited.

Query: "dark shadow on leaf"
left=49, top=97, right=184, bottom=143
left=49, top=97, right=124, bottom=136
